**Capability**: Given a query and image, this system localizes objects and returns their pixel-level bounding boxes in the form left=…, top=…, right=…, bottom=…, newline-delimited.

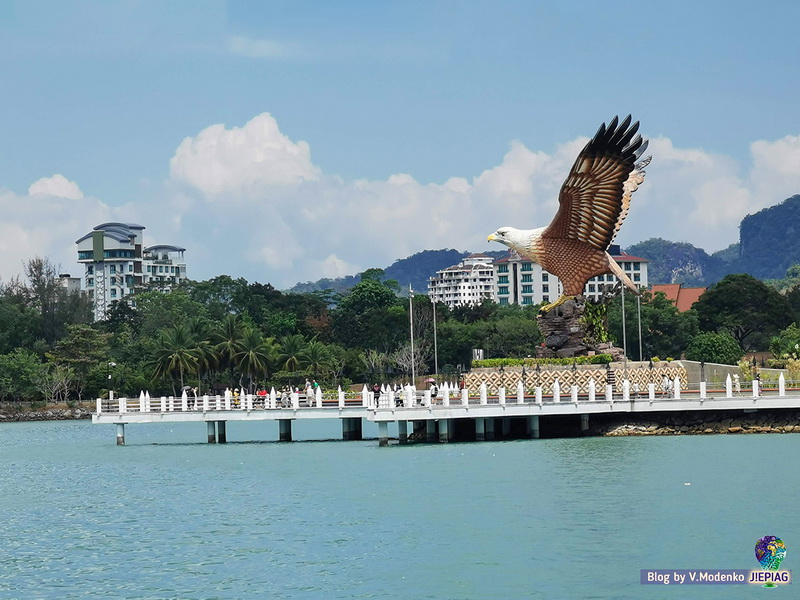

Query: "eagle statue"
left=488, top=115, right=650, bottom=312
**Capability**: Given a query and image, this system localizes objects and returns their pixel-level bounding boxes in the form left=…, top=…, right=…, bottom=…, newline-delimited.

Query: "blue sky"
left=1, top=1, right=799, bottom=288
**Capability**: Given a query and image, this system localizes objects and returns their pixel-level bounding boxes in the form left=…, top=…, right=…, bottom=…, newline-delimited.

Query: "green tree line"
left=4, top=258, right=800, bottom=403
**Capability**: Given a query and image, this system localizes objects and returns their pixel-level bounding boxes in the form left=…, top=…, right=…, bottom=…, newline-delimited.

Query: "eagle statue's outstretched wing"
left=543, top=115, right=649, bottom=251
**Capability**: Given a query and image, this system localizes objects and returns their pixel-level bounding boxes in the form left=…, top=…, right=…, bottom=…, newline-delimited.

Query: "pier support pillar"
left=485, top=417, right=496, bottom=441
left=279, top=419, right=292, bottom=442
left=438, top=419, right=450, bottom=443
left=529, top=415, right=540, bottom=439
left=475, top=418, right=485, bottom=441
left=413, top=421, right=426, bottom=441
left=217, top=421, right=227, bottom=443
left=207, top=421, right=216, bottom=444
left=580, top=414, right=589, bottom=434
left=342, top=418, right=363, bottom=440
left=426, top=420, right=436, bottom=443
left=501, top=417, right=511, bottom=438
left=116, top=423, right=125, bottom=446
left=398, top=421, right=408, bottom=444
left=378, top=421, right=389, bottom=447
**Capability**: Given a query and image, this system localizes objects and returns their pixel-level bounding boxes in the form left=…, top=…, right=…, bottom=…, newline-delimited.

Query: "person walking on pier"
left=372, top=383, right=381, bottom=409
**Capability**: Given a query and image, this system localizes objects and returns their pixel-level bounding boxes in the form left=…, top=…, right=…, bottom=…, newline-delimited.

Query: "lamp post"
left=432, top=298, right=439, bottom=378
left=409, top=285, right=416, bottom=385
left=637, top=294, right=643, bottom=362
left=107, top=361, right=117, bottom=400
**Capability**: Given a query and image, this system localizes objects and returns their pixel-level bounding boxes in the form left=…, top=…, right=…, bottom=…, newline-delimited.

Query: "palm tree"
left=236, top=328, right=278, bottom=391
left=186, top=317, right=216, bottom=390
left=150, top=324, right=199, bottom=394
left=278, top=334, right=307, bottom=373
left=304, top=339, right=332, bottom=379
left=212, top=314, right=245, bottom=385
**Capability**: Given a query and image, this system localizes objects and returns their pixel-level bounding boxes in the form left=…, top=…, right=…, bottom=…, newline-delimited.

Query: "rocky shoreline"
left=0, top=407, right=93, bottom=422
left=592, top=409, right=800, bottom=437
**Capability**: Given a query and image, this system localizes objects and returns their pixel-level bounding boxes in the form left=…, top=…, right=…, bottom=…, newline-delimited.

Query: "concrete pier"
left=475, top=417, right=485, bottom=441
left=279, top=419, right=292, bottom=442
left=485, top=417, right=496, bottom=441
left=398, top=420, right=408, bottom=444
left=426, top=420, right=436, bottom=442
left=217, top=421, right=227, bottom=443
left=116, top=423, right=125, bottom=445
left=501, top=417, right=511, bottom=438
left=342, top=417, right=363, bottom=440
left=207, top=421, right=216, bottom=443
left=581, top=414, right=589, bottom=433
left=438, top=419, right=450, bottom=443
left=529, top=415, right=540, bottom=439
left=378, top=421, right=389, bottom=446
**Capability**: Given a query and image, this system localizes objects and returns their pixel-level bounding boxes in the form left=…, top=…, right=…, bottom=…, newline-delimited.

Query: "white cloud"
left=228, top=35, right=290, bottom=59
left=169, top=113, right=321, bottom=197
left=0, top=184, right=110, bottom=282
left=28, top=174, right=84, bottom=200
left=4, top=114, right=798, bottom=289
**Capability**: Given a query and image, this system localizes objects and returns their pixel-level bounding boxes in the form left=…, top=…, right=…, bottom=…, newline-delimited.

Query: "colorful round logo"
left=755, top=535, right=787, bottom=587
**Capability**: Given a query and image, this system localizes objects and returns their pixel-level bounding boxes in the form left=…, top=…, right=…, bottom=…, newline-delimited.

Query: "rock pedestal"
left=536, top=297, right=625, bottom=360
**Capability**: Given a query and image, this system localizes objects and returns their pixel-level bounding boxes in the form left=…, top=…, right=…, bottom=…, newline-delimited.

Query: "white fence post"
left=338, top=386, right=345, bottom=408
left=535, top=386, right=542, bottom=405
left=779, top=373, right=786, bottom=397
left=517, top=381, right=525, bottom=404
left=461, top=387, right=469, bottom=406
left=552, top=379, right=560, bottom=404
left=96, top=397, right=102, bottom=414
left=673, top=376, right=681, bottom=400
left=480, top=382, right=488, bottom=405
left=498, top=387, right=506, bottom=405
left=588, top=379, right=596, bottom=402
left=622, top=380, right=630, bottom=402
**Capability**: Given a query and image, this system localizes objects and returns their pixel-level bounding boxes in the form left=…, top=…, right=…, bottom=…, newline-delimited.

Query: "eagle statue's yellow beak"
left=487, top=233, right=496, bottom=242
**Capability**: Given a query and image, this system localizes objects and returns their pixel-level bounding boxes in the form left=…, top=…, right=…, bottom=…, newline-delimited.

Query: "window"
left=624, top=262, right=632, bottom=270
left=87, top=265, right=93, bottom=274
left=588, top=284, right=595, bottom=293
left=109, top=277, right=115, bottom=285
left=633, top=273, right=640, bottom=282
left=633, top=263, right=640, bottom=271
left=498, top=286, right=509, bottom=295
left=521, top=274, right=532, bottom=283
left=159, top=266, right=164, bottom=273
left=542, top=284, right=549, bottom=293
left=499, top=298, right=509, bottom=305
left=78, top=251, right=93, bottom=260
left=521, top=263, right=532, bottom=272
left=88, top=278, right=94, bottom=286
left=522, top=285, right=532, bottom=293
left=109, top=265, right=116, bottom=274
left=542, top=273, right=549, bottom=281
left=497, top=264, right=508, bottom=273
left=498, top=275, right=508, bottom=284
left=607, top=274, right=614, bottom=282
left=128, top=264, right=133, bottom=272
left=522, top=297, right=533, bottom=305
left=110, top=289, right=117, bottom=298
left=542, top=295, right=549, bottom=303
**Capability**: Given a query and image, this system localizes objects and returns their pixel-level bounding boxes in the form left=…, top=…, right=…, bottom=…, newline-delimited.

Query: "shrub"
left=472, top=355, right=612, bottom=368
left=685, top=332, right=743, bottom=365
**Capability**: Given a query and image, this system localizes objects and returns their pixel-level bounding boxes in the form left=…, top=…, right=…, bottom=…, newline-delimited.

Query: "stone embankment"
left=592, top=410, right=800, bottom=437
left=0, top=406, right=93, bottom=422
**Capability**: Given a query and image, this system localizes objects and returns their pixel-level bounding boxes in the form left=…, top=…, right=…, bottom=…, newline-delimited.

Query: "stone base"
left=536, top=296, right=625, bottom=359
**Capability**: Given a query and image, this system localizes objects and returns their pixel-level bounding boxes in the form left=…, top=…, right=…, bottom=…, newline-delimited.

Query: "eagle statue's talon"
left=539, top=295, right=574, bottom=315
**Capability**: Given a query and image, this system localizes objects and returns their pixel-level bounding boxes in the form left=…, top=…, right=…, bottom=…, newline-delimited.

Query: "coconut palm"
left=150, top=324, right=199, bottom=394
left=236, top=328, right=278, bottom=391
left=278, top=334, right=307, bottom=373
left=303, top=339, right=332, bottom=379
left=212, top=314, right=245, bottom=384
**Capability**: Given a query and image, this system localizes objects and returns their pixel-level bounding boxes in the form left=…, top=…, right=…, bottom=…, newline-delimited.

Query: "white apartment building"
left=76, top=222, right=187, bottom=320
left=494, top=244, right=648, bottom=306
left=427, top=254, right=496, bottom=308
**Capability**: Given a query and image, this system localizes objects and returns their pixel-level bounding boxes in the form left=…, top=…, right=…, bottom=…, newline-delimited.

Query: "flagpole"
left=432, top=298, right=438, bottom=378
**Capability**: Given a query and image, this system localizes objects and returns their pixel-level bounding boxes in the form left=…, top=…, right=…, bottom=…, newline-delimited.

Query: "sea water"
left=1, top=419, right=797, bottom=599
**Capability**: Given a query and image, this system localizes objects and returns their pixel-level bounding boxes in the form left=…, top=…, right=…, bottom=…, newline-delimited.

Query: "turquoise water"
left=1, top=419, right=797, bottom=599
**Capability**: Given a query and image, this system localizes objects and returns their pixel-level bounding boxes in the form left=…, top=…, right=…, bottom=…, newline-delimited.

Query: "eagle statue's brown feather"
left=489, top=115, right=650, bottom=309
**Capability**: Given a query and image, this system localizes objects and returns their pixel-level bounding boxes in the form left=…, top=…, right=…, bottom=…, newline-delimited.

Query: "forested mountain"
left=289, top=194, right=800, bottom=291
left=288, top=249, right=506, bottom=295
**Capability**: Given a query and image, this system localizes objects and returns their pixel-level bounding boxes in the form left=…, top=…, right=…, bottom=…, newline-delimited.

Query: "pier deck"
left=93, top=377, right=800, bottom=445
